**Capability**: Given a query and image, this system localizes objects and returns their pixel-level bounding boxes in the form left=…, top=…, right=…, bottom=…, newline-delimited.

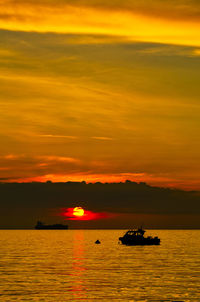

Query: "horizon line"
left=0, top=180, right=198, bottom=192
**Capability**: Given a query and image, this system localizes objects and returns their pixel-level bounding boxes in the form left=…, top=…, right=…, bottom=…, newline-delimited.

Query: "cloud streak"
left=0, top=1, right=200, bottom=46
left=91, top=136, right=113, bottom=141
left=38, top=134, right=78, bottom=139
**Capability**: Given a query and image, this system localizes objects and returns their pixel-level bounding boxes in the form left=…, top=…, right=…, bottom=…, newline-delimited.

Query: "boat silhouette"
left=119, top=228, right=160, bottom=245
left=35, top=221, right=68, bottom=230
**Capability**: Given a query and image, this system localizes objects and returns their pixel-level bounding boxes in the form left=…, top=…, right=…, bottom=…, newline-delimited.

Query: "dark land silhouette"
left=0, top=180, right=200, bottom=229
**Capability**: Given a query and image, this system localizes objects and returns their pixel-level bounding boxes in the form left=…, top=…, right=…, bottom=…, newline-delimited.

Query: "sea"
left=0, top=230, right=199, bottom=301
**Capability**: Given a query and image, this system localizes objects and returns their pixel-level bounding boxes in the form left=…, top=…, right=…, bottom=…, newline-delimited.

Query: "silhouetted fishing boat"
left=35, top=221, right=68, bottom=230
left=119, top=228, right=160, bottom=245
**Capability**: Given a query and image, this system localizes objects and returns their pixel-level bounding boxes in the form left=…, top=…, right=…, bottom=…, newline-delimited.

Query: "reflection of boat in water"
left=35, top=221, right=68, bottom=230
left=119, top=228, right=160, bottom=245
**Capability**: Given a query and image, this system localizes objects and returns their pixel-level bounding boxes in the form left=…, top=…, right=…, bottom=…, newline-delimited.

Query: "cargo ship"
left=35, top=221, right=68, bottom=230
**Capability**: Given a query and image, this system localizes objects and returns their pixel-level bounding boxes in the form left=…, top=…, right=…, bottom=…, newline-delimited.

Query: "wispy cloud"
left=91, top=136, right=113, bottom=141
left=1, top=154, right=23, bottom=160
left=38, top=134, right=78, bottom=139
left=0, top=1, right=199, bottom=46
left=192, top=49, right=200, bottom=56
left=37, top=156, right=81, bottom=163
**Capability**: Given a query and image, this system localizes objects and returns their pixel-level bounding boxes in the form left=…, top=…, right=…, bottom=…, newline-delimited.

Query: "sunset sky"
left=0, top=0, right=200, bottom=190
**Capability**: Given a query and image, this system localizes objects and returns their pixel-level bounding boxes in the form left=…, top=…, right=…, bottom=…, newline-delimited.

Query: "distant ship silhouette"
left=35, top=221, right=68, bottom=230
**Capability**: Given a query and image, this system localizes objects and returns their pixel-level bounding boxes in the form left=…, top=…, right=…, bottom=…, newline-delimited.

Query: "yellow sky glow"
left=0, top=0, right=200, bottom=189
left=0, top=3, right=200, bottom=47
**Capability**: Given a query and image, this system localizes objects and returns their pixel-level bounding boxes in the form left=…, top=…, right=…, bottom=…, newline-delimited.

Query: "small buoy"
left=95, top=239, right=101, bottom=244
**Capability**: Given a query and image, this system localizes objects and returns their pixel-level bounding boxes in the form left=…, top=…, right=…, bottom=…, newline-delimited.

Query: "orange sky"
left=0, top=0, right=200, bottom=190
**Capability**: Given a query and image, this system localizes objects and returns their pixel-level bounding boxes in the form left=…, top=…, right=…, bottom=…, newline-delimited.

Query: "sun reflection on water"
left=71, top=230, right=87, bottom=300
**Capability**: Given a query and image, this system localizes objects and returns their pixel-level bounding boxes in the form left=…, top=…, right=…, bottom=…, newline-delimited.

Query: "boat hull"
left=35, top=226, right=68, bottom=230
left=119, top=237, right=160, bottom=246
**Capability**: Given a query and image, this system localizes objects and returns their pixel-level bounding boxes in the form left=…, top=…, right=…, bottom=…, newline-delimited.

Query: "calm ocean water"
left=0, top=230, right=199, bottom=301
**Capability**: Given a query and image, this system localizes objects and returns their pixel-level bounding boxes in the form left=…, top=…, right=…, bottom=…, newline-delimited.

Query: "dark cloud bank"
left=0, top=181, right=199, bottom=229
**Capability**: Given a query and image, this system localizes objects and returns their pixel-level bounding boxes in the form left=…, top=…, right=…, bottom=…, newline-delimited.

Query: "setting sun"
left=73, top=207, right=84, bottom=217
left=62, top=207, right=109, bottom=220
